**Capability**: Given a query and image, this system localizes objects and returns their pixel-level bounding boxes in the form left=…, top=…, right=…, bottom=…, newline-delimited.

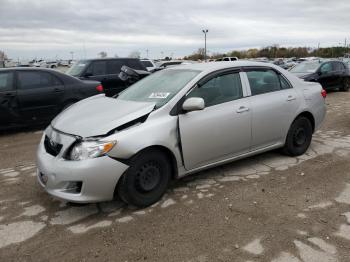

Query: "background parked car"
left=140, top=59, right=157, bottom=72
left=0, top=68, right=103, bottom=128
left=66, top=58, right=148, bottom=96
left=290, top=60, right=350, bottom=91
left=216, top=57, right=239, bottom=61
left=272, top=59, right=290, bottom=70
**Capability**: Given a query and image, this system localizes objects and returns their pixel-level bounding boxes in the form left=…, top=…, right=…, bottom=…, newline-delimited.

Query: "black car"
left=66, top=58, right=149, bottom=96
left=0, top=67, right=103, bottom=127
left=290, top=60, right=350, bottom=91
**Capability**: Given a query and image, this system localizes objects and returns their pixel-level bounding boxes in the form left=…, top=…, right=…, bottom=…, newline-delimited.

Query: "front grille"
left=44, top=135, right=63, bottom=156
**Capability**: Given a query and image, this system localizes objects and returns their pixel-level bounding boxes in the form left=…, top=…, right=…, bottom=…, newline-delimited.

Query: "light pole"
left=202, top=29, right=208, bottom=62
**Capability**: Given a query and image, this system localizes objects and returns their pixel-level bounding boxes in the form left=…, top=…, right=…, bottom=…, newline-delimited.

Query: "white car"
left=217, top=57, right=239, bottom=62
left=37, top=61, right=326, bottom=207
left=140, top=59, right=157, bottom=71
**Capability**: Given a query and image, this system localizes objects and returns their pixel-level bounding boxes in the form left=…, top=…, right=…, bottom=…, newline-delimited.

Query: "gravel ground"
left=0, top=91, right=350, bottom=262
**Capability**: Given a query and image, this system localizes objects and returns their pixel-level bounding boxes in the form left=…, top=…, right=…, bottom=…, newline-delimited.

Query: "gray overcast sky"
left=0, top=0, right=349, bottom=60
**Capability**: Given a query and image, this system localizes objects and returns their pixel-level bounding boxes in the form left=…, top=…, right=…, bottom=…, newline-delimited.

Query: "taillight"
left=96, top=84, right=103, bottom=92
left=321, top=89, right=327, bottom=98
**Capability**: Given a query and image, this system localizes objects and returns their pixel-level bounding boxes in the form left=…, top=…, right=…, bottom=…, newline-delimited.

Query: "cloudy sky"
left=0, top=0, right=349, bottom=60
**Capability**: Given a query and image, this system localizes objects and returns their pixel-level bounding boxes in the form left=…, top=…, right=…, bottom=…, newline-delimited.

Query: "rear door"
left=17, top=71, right=64, bottom=121
left=318, top=62, right=337, bottom=90
left=0, top=71, right=18, bottom=125
left=244, top=67, right=300, bottom=150
left=106, top=60, right=127, bottom=95
left=332, top=62, right=347, bottom=88
left=85, top=60, right=124, bottom=96
left=179, top=71, right=251, bottom=170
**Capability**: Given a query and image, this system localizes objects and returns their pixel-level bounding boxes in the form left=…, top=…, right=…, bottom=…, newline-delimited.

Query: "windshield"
left=118, top=69, right=200, bottom=108
left=290, top=62, right=321, bottom=73
left=66, top=60, right=89, bottom=76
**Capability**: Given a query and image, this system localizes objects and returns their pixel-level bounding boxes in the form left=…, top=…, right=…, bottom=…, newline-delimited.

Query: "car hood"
left=51, top=95, right=156, bottom=137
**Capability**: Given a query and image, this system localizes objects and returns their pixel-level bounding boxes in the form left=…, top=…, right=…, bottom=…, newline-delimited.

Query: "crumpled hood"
left=51, top=95, right=155, bottom=137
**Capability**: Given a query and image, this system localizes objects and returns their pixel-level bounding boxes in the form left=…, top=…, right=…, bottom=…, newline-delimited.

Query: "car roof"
left=0, top=67, right=59, bottom=72
left=169, top=60, right=283, bottom=73
left=84, top=58, right=139, bottom=61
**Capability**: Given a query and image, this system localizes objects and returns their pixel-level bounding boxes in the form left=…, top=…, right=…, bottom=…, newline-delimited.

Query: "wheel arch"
left=294, top=111, right=315, bottom=133
left=113, top=145, right=178, bottom=199
left=136, top=145, right=179, bottom=180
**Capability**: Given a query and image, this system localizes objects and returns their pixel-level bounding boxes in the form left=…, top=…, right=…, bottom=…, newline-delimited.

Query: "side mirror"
left=317, top=71, right=322, bottom=76
left=182, top=97, right=205, bottom=112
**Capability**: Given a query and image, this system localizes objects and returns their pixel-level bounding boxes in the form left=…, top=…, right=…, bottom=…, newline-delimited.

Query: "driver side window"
left=320, top=63, right=332, bottom=73
left=188, top=72, right=243, bottom=107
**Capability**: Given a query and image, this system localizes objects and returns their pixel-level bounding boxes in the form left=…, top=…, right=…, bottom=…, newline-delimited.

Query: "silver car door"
left=179, top=71, right=251, bottom=170
left=244, top=68, right=300, bottom=150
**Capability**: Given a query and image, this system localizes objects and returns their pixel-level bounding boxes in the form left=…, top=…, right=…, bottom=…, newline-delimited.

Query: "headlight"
left=69, top=140, right=116, bottom=161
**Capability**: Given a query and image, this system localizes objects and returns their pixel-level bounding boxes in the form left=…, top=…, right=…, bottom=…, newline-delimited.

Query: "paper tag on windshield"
left=149, top=92, right=170, bottom=99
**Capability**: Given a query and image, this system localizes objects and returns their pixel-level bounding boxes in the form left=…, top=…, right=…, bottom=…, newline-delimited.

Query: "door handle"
left=4, top=93, right=15, bottom=97
left=53, top=88, right=63, bottom=93
left=287, top=95, right=296, bottom=101
left=236, top=106, right=249, bottom=113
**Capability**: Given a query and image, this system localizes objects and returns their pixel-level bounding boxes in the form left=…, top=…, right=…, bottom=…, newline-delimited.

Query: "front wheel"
left=283, top=117, right=313, bottom=156
left=117, top=150, right=171, bottom=207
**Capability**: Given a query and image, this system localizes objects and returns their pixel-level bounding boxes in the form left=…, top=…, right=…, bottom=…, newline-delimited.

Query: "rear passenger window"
left=0, top=72, right=14, bottom=91
left=18, top=71, right=54, bottom=89
left=279, top=75, right=292, bottom=90
left=126, top=60, right=145, bottom=70
left=188, top=72, right=243, bottom=107
left=333, top=62, right=345, bottom=71
left=107, top=60, right=123, bottom=74
left=52, top=75, right=63, bottom=86
left=246, top=70, right=282, bottom=95
left=87, top=61, right=107, bottom=76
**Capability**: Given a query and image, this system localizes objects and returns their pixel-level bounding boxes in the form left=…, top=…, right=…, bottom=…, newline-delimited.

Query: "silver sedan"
left=36, top=61, right=326, bottom=207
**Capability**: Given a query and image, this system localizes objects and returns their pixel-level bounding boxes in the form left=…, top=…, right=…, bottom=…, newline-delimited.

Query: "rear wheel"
left=340, top=78, right=349, bottom=92
left=283, top=117, right=313, bottom=156
left=117, top=150, right=171, bottom=207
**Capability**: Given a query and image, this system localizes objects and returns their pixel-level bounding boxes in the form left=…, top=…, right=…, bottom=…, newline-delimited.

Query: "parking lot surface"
left=0, top=92, right=350, bottom=262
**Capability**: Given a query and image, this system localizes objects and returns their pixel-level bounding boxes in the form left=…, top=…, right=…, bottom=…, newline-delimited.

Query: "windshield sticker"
left=149, top=92, right=170, bottom=99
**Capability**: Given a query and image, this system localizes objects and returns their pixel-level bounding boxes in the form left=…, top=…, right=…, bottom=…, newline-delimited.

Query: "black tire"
left=340, top=78, right=349, bottom=92
left=283, top=117, right=313, bottom=156
left=117, top=150, right=171, bottom=207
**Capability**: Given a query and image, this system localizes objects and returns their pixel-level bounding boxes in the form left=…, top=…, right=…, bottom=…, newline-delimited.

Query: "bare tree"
left=128, top=51, right=141, bottom=59
left=98, top=51, right=108, bottom=58
left=0, top=50, right=7, bottom=61
left=0, top=51, right=7, bottom=68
